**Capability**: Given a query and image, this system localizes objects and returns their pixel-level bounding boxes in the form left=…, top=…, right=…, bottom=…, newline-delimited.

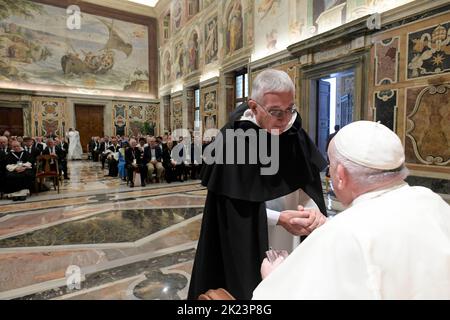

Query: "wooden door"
left=0, top=107, right=23, bottom=136
left=317, top=80, right=330, bottom=159
left=75, top=105, right=104, bottom=152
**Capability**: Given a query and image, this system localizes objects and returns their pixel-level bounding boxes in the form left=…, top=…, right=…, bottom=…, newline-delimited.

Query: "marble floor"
left=0, top=160, right=386, bottom=300
left=0, top=160, right=207, bottom=300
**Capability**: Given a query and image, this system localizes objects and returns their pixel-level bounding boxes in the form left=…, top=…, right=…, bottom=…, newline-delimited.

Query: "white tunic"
left=67, top=131, right=83, bottom=160
left=253, top=182, right=450, bottom=299
left=266, top=189, right=320, bottom=253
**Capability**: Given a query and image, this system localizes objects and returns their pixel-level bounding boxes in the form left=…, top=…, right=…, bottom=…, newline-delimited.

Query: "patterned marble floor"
left=5, top=161, right=439, bottom=300
left=0, top=160, right=207, bottom=300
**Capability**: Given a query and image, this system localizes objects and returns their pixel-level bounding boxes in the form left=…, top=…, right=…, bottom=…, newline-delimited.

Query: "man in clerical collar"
left=0, top=135, right=9, bottom=154
left=22, top=137, right=39, bottom=166
left=4, top=140, right=34, bottom=201
left=189, top=69, right=327, bottom=300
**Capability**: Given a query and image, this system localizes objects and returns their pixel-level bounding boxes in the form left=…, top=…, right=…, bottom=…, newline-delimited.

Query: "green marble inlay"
left=0, top=207, right=203, bottom=248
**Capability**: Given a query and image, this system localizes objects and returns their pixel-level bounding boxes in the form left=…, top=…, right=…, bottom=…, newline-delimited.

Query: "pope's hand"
left=260, top=256, right=285, bottom=279
left=290, top=206, right=327, bottom=234
left=279, top=206, right=327, bottom=236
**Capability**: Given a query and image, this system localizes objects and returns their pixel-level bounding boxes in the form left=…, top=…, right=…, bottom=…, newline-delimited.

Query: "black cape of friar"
left=188, top=103, right=327, bottom=300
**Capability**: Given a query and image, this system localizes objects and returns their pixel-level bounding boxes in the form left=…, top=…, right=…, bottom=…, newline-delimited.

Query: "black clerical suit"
left=0, top=149, right=7, bottom=195
left=188, top=103, right=327, bottom=300
left=42, top=145, right=66, bottom=177
left=92, top=140, right=100, bottom=162
left=4, top=150, right=35, bottom=194
left=125, top=146, right=146, bottom=186
left=58, top=142, right=69, bottom=179
left=107, top=144, right=120, bottom=177
left=99, top=142, right=110, bottom=169
left=22, top=145, right=40, bottom=166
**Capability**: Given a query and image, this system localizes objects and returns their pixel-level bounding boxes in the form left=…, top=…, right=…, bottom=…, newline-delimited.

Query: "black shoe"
left=64, top=176, right=70, bottom=180
left=129, top=182, right=134, bottom=188
left=141, top=183, right=146, bottom=187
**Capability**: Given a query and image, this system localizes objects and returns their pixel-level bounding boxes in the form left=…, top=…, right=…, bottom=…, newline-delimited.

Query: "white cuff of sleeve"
left=266, top=208, right=281, bottom=226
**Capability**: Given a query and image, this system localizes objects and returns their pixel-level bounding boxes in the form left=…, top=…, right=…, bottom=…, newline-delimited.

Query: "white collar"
left=350, top=181, right=408, bottom=207
left=239, top=109, right=297, bottom=133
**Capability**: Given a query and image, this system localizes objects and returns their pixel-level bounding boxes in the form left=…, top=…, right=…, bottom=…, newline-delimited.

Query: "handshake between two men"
left=262, top=206, right=327, bottom=279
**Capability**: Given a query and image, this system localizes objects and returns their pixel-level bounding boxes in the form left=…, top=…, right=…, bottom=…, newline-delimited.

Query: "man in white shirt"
left=253, top=121, right=450, bottom=299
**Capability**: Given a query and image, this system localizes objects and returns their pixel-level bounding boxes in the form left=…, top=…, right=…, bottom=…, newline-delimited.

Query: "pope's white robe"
left=253, top=182, right=450, bottom=299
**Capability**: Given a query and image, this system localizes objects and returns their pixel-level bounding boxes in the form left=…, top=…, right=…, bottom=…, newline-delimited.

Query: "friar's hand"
left=277, top=208, right=311, bottom=236
left=260, top=256, right=285, bottom=279
left=290, top=206, right=327, bottom=234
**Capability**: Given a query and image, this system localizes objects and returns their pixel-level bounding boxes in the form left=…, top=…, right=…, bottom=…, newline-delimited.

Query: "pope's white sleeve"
left=266, top=208, right=281, bottom=226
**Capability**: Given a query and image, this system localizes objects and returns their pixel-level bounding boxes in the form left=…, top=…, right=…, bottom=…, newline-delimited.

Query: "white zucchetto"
left=334, top=121, right=405, bottom=170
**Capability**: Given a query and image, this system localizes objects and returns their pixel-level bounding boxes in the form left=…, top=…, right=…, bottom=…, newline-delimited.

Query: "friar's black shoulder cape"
left=188, top=103, right=327, bottom=300
left=200, top=102, right=327, bottom=203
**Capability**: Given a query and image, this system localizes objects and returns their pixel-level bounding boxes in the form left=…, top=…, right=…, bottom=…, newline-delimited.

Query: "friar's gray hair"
left=329, top=141, right=409, bottom=189
left=250, top=69, right=295, bottom=104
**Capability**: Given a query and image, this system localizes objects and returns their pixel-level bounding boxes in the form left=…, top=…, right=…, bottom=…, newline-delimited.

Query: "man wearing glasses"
left=189, top=69, right=327, bottom=300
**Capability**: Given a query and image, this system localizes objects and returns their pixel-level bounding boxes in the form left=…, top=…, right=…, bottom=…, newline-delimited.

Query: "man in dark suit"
left=99, top=137, right=110, bottom=169
left=34, top=137, right=46, bottom=153
left=125, top=138, right=146, bottom=188
left=0, top=139, right=7, bottom=196
left=22, top=137, right=41, bottom=167
left=42, top=139, right=66, bottom=178
left=144, top=137, right=164, bottom=183
left=55, top=137, right=69, bottom=180
left=106, top=137, right=120, bottom=177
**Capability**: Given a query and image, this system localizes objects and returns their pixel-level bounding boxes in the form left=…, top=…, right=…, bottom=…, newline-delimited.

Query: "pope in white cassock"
left=67, top=128, right=83, bottom=160
left=253, top=121, right=450, bottom=299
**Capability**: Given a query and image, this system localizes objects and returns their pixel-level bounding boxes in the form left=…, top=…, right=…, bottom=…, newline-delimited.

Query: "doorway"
left=0, top=107, right=23, bottom=136
left=75, top=104, right=104, bottom=152
left=315, top=69, right=355, bottom=158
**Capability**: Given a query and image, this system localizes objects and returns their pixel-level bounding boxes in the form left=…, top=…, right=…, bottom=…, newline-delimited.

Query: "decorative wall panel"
left=201, top=84, right=218, bottom=133
left=374, top=37, right=399, bottom=85
left=171, top=99, right=183, bottom=130
left=112, top=102, right=160, bottom=136
left=407, top=23, right=450, bottom=80
left=374, top=89, right=397, bottom=131
left=405, top=85, right=450, bottom=167
left=31, top=97, right=68, bottom=138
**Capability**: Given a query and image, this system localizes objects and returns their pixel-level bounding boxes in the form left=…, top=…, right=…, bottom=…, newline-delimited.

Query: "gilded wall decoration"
left=373, top=90, right=397, bottom=132
left=407, top=23, right=450, bottom=79
left=375, top=37, right=399, bottom=85
left=172, top=0, right=185, bottom=34
left=0, top=0, right=150, bottom=93
left=225, top=0, right=244, bottom=56
left=144, top=104, right=160, bottom=136
left=31, top=98, right=68, bottom=137
left=162, top=51, right=172, bottom=85
left=172, top=100, right=183, bottom=130
left=405, top=85, right=450, bottom=167
left=201, top=87, right=218, bottom=132
left=112, top=103, right=159, bottom=136
left=175, top=41, right=185, bottom=79
left=187, top=29, right=200, bottom=74
left=113, top=104, right=127, bottom=136
left=204, top=15, right=218, bottom=65
left=128, top=105, right=144, bottom=136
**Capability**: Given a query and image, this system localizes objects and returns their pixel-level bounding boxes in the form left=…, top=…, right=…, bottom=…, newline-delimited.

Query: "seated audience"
left=144, top=137, right=164, bottom=183
left=125, top=138, right=146, bottom=188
